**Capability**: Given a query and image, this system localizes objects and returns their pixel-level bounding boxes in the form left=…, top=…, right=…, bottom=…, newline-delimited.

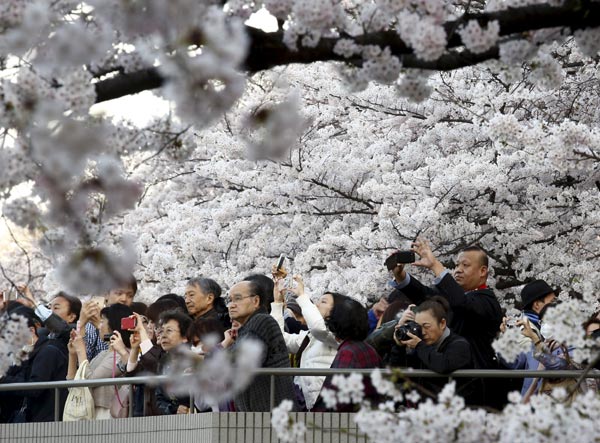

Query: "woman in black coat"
left=389, top=296, right=478, bottom=402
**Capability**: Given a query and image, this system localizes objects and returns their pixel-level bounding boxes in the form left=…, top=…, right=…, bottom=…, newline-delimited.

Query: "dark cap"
left=520, top=280, right=558, bottom=310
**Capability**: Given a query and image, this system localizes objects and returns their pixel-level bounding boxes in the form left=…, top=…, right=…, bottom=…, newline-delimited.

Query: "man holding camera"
left=389, top=239, right=502, bottom=371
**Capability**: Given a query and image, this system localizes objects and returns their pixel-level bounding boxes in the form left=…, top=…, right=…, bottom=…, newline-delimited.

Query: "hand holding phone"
left=272, top=255, right=288, bottom=279
left=385, top=251, right=416, bottom=271
left=121, top=316, right=137, bottom=331
left=288, top=275, right=305, bottom=298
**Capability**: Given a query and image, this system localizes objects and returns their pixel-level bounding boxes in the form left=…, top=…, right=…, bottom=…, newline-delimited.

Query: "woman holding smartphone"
left=68, top=304, right=133, bottom=419
left=270, top=274, right=341, bottom=411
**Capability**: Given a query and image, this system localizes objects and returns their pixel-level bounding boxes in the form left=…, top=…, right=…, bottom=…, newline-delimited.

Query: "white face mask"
left=540, top=322, right=554, bottom=340
left=190, top=344, right=204, bottom=355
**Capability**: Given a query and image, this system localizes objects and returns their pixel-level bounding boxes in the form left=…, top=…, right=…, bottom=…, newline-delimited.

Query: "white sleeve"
left=140, top=339, right=153, bottom=355
left=296, top=293, right=338, bottom=349
left=270, top=301, right=308, bottom=353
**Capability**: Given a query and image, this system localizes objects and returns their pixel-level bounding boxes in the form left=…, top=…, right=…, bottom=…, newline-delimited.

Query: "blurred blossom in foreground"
left=0, top=313, right=31, bottom=376
left=160, top=338, right=264, bottom=406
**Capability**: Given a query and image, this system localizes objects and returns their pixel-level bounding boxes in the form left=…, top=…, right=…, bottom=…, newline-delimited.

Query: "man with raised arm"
left=391, top=239, right=502, bottom=371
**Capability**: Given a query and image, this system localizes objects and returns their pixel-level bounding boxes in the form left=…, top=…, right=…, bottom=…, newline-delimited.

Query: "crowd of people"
left=1, top=239, right=599, bottom=422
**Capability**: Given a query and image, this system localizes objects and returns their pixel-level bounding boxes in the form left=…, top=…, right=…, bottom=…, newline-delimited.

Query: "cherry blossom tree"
left=0, top=0, right=599, bottom=429
left=0, top=0, right=598, bottom=296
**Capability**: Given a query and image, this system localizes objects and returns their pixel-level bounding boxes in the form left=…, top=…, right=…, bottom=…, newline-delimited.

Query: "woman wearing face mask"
left=270, top=275, right=340, bottom=411
left=390, top=296, right=475, bottom=401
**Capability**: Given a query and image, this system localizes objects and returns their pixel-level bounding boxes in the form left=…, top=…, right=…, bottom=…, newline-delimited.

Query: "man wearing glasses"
left=224, top=279, right=297, bottom=411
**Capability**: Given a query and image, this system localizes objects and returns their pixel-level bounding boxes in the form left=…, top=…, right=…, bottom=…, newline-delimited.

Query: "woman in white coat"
left=270, top=275, right=341, bottom=411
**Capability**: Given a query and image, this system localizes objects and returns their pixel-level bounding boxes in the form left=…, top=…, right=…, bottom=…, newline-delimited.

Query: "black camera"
left=102, top=333, right=113, bottom=342
left=394, top=321, right=423, bottom=342
left=385, top=251, right=416, bottom=270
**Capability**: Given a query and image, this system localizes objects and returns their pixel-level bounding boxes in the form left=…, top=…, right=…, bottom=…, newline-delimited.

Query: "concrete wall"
left=0, top=412, right=367, bottom=443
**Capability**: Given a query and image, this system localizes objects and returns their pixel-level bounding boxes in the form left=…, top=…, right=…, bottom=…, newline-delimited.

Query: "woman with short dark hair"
left=313, top=296, right=382, bottom=412
left=391, top=296, right=472, bottom=373
left=154, top=309, right=194, bottom=415
left=126, top=298, right=184, bottom=417
left=390, top=296, right=475, bottom=402
left=68, top=304, right=133, bottom=419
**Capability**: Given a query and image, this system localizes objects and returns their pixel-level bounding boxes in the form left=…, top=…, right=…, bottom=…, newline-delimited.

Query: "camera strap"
left=113, top=350, right=126, bottom=409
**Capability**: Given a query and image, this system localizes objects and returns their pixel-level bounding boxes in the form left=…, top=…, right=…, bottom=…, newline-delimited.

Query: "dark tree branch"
left=308, top=178, right=382, bottom=209
left=95, top=68, right=165, bottom=103
left=94, top=0, right=600, bottom=104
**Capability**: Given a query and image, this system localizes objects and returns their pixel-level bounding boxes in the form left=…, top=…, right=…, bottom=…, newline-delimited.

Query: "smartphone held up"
left=121, top=316, right=137, bottom=331
left=385, top=250, right=416, bottom=270
left=273, top=254, right=288, bottom=279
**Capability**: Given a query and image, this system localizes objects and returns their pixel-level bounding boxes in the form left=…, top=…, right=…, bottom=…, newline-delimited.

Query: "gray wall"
left=0, top=412, right=367, bottom=443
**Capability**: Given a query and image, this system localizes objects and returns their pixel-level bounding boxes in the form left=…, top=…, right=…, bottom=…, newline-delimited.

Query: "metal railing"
left=1, top=368, right=599, bottom=421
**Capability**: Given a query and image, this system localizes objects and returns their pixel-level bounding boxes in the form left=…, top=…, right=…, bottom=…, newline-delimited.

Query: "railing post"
left=54, top=388, right=60, bottom=421
left=142, top=385, right=148, bottom=416
left=270, top=374, right=275, bottom=411
left=128, top=383, right=134, bottom=417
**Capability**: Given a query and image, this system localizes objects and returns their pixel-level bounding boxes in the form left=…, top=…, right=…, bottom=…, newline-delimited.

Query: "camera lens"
left=394, top=321, right=422, bottom=342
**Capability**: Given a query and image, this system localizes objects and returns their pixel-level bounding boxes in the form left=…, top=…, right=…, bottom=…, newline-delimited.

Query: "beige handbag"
left=63, top=360, right=95, bottom=421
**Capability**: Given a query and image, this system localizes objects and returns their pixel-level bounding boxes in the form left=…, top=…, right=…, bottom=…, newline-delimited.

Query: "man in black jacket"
left=0, top=304, right=68, bottom=422
left=391, top=240, right=502, bottom=369
left=391, top=240, right=505, bottom=406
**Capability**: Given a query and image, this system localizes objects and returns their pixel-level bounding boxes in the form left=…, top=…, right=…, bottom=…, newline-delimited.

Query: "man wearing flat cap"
left=509, top=279, right=558, bottom=397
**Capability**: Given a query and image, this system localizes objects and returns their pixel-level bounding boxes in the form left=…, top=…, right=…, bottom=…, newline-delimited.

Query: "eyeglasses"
left=228, top=294, right=258, bottom=305
left=159, top=327, right=181, bottom=336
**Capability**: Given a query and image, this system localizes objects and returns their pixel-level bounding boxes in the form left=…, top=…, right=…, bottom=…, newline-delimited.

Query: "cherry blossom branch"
left=1, top=216, right=33, bottom=284
left=94, top=0, right=600, bottom=104
left=308, top=178, right=382, bottom=209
